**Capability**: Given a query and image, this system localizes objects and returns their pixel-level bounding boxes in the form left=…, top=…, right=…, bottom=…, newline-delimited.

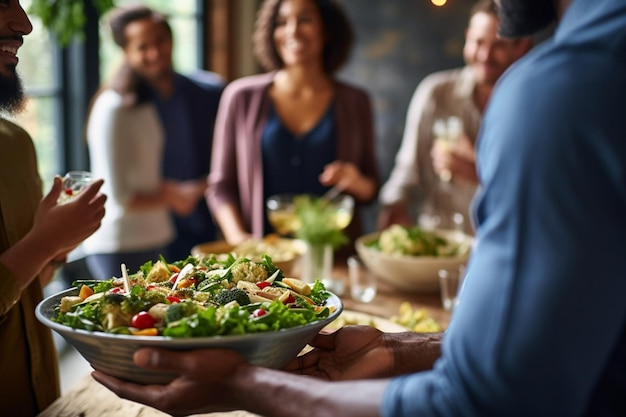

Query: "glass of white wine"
left=266, top=194, right=301, bottom=236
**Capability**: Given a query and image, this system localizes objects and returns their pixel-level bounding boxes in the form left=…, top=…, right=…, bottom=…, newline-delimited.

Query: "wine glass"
left=325, top=193, right=354, bottom=231
left=57, top=171, right=93, bottom=204
left=432, top=116, right=463, bottom=184
left=266, top=194, right=301, bottom=236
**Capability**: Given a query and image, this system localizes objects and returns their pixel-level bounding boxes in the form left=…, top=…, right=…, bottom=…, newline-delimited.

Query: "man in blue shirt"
left=93, top=0, right=626, bottom=415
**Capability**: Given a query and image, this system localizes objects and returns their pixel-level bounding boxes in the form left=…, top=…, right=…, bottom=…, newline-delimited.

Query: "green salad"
left=367, top=225, right=471, bottom=257
left=54, top=254, right=332, bottom=338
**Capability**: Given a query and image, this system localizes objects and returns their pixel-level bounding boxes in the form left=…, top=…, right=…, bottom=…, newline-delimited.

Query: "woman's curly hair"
left=252, top=0, right=354, bottom=74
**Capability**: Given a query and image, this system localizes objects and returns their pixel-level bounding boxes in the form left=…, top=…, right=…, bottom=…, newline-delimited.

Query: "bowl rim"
left=355, top=229, right=473, bottom=262
left=36, top=288, right=343, bottom=344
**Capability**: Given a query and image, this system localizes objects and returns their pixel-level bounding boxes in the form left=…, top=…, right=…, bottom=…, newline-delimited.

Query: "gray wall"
left=336, top=0, right=476, bottom=232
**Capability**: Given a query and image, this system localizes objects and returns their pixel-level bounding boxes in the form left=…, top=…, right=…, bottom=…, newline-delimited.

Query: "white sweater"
left=82, top=90, right=174, bottom=254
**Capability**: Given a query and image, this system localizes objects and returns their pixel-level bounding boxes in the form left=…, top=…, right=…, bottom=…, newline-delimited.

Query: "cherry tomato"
left=256, top=281, right=270, bottom=289
left=252, top=309, right=267, bottom=318
left=283, top=294, right=296, bottom=304
left=130, top=311, right=156, bottom=329
left=166, top=295, right=181, bottom=304
left=108, top=287, right=124, bottom=294
left=64, top=188, right=73, bottom=196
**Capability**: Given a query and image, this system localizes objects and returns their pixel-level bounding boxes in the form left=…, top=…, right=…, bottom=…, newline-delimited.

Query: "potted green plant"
left=29, top=0, right=116, bottom=46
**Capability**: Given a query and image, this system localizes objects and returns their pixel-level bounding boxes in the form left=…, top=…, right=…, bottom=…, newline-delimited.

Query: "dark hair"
left=107, top=5, right=172, bottom=105
left=470, top=0, right=498, bottom=18
left=252, top=0, right=354, bottom=74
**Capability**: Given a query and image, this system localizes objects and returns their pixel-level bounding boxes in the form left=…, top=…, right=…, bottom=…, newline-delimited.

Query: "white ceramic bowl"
left=355, top=230, right=472, bottom=293
left=36, top=288, right=342, bottom=385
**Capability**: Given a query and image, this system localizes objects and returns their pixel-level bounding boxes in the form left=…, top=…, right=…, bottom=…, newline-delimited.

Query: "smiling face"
left=272, top=0, right=326, bottom=69
left=0, top=0, right=32, bottom=114
left=464, top=11, right=530, bottom=87
left=122, top=17, right=173, bottom=84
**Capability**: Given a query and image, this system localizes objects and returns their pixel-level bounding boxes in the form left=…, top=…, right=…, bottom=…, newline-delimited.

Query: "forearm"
left=348, top=175, right=377, bottom=203
left=0, top=230, right=57, bottom=293
left=235, top=366, right=387, bottom=417
left=385, top=332, right=442, bottom=375
left=213, top=204, right=252, bottom=245
left=127, top=188, right=168, bottom=211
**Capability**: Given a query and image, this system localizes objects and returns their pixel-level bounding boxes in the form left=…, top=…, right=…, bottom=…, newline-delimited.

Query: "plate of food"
left=36, top=255, right=341, bottom=384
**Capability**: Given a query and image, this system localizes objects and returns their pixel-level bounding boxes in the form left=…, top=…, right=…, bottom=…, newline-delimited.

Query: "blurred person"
left=83, top=5, right=223, bottom=278
left=0, top=3, right=107, bottom=416
left=93, top=0, right=626, bottom=415
left=378, top=0, right=532, bottom=234
left=206, top=0, right=379, bottom=249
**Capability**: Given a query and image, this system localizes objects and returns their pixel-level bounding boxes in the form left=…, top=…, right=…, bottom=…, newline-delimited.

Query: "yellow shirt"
left=0, top=118, right=60, bottom=416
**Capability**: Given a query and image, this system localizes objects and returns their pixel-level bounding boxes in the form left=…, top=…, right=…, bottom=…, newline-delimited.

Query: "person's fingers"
left=78, top=179, right=104, bottom=201
left=42, top=176, right=63, bottom=205
left=91, top=371, right=170, bottom=407
left=307, top=331, right=338, bottom=350
left=134, top=348, right=243, bottom=375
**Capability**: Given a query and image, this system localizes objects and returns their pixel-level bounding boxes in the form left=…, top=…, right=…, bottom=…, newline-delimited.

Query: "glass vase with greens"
left=293, top=194, right=353, bottom=294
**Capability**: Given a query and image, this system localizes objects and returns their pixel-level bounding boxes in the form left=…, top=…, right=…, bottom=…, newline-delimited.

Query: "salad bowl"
left=356, top=227, right=473, bottom=293
left=37, top=288, right=342, bottom=385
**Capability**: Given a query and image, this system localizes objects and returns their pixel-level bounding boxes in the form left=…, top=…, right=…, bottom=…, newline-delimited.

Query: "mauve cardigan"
left=206, top=72, right=380, bottom=244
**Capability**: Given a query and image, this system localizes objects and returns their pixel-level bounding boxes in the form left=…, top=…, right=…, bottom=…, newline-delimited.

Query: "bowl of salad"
left=36, top=255, right=341, bottom=384
left=355, top=225, right=473, bottom=293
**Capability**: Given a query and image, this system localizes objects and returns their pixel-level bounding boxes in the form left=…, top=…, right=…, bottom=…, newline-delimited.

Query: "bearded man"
left=0, top=2, right=106, bottom=416
left=94, top=1, right=626, bottom=416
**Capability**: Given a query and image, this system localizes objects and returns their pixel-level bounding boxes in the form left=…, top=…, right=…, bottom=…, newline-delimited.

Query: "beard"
left=497, top=0, right=558, bottom=38
left=0, top=66, right=26, bottom=115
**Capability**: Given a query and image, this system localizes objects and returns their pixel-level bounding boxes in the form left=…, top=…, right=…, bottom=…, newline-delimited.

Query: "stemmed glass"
left=266, top=194, right=300, bottom=236
left=428, top=117, right=465, bottom=231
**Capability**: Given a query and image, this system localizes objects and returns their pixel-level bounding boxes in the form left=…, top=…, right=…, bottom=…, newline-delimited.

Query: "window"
left=13, top=0, right=61, bottom=191
left=14, top=0, right=205, bottom=193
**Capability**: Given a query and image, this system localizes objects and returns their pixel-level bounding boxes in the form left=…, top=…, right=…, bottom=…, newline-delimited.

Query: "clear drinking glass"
left=347, top=255, right=377, bottom=303
left=438, top=265, right=465, bottom=313
left=57, top=171, right=93, bottom=204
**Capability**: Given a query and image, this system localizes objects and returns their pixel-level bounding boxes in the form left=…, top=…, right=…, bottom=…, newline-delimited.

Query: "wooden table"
left=40, top=266, right=448, bottom=417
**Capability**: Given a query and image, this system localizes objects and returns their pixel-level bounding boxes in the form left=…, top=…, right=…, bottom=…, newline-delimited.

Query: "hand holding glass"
left=57, top=171, right=93, bottom=204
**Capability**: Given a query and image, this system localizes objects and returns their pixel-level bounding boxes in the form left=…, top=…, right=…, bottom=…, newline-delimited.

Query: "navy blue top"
left=151, top=72, right=223, bottom=260
left=261, top=103, right=337, bottom=234
left=383, top=0, right=626, bottom=415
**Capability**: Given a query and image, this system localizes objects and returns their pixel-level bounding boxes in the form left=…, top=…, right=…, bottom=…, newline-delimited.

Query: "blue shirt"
left=261, top=103, right=337, bottom=234
left=383, top=1, right=626, bottom=415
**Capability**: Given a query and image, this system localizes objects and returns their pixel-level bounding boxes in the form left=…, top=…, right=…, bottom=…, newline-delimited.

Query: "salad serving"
left=54, top=254, right=333, bottom=338
left=368, top=224, right=472, bottom=257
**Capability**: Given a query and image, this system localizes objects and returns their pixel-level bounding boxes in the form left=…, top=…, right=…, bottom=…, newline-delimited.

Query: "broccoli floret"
left=144, top=290, right=167, bottom=305
left=215, top=288, right=250, bottom=306
left=165, top=301, right=198, bottom=324
left=173, top=288, right=195, bottom=299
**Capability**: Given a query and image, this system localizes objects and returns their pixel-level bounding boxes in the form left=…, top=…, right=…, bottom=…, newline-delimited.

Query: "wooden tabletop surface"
left=40, top=264, right=448, bottom=417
